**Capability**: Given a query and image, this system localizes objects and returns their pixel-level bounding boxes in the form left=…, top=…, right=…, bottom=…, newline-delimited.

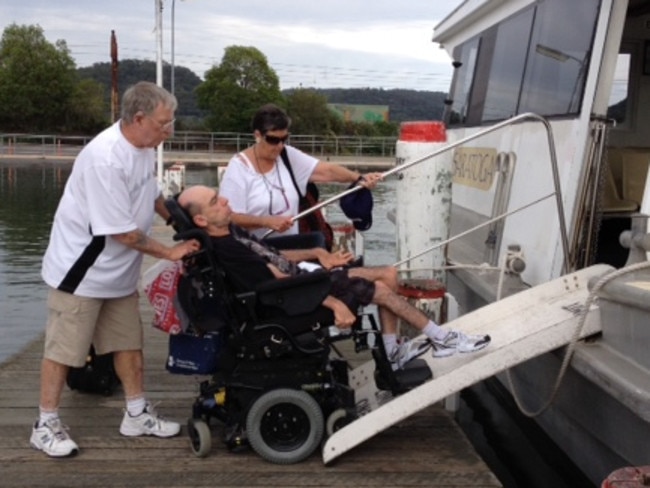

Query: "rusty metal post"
left=110, top=30, right=119, bottom=123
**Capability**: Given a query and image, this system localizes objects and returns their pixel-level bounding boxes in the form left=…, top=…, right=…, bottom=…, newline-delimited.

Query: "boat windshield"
left=446, top=0, right=601, bottom=126
left=607, top=48, right=631, bottom=126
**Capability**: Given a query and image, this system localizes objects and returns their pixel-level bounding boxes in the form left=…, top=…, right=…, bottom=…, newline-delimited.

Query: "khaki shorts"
left=44, top=287, right=143, bottom=367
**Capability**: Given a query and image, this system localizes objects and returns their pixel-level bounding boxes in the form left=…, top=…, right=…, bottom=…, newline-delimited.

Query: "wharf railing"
left=0, top=132, right=397, bottom=160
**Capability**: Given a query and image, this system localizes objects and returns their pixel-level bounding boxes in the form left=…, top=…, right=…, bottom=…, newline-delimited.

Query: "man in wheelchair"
left=177, top=185, right=491, bottom=364
left=169, top=185, right=491, bottom=464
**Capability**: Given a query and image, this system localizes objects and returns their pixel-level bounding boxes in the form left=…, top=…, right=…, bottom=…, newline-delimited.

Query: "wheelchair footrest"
left=374, top=358, right=432, bottom=394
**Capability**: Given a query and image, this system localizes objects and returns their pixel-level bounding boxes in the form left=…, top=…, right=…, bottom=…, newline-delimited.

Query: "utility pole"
left=171, top=0, right=176, bottom=96
left=155, top=0, right=164, bottom=184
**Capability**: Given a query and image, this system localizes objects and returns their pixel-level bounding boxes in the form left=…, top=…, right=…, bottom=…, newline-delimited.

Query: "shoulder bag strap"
left=279, top=147, right=304, bottom=198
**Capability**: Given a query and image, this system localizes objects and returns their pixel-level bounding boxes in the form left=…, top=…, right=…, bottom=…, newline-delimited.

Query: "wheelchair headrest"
left=165, top=194, right=214, bottom=250
left=165, top=194, right=195, bottom=234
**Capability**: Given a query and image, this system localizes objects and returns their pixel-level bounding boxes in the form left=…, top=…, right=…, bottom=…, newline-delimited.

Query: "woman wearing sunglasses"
left=219, top=103, right=382, bottom=249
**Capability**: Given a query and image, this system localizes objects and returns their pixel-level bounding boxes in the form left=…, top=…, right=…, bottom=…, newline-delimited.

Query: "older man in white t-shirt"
left=31, top=82, right=199, bottom=458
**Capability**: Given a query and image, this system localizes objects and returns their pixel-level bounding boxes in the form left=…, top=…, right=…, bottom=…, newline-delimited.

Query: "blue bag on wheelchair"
left=166, top=331, right=222, bottom=375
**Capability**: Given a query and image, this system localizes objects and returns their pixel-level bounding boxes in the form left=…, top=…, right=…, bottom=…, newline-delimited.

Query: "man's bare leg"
left=39, top=358, right=68, bottom=411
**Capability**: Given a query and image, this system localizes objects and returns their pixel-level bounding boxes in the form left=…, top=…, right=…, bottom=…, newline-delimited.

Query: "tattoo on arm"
left=112, top=229, right=163, bottom=256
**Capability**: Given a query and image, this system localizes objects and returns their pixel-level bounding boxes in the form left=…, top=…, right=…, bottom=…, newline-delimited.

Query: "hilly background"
left=78, top=60, right=449, bottom=124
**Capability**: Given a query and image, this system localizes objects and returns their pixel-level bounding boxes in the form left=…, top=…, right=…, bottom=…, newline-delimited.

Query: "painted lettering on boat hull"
left=453, top=147, right=497, bottom=190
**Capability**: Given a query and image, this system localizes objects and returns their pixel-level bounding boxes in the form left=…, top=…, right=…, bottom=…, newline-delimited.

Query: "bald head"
left=177, top=185, right=231, bottom=235
left=178, top=185, right=209, bottom=216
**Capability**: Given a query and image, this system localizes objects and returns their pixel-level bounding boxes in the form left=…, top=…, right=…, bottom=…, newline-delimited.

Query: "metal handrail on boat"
left=393, top=193, right=554, bottom=267
left=289, top=112, right=571, bottom=273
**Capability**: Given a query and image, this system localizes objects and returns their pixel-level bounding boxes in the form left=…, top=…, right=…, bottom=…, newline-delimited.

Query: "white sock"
left=38, top=408, right=59, bottom=426
left=126, top=396, right=147, bottom=416
left=423, top=321, right=448, bottom=342
left=382, top=334, right=397, bottom=354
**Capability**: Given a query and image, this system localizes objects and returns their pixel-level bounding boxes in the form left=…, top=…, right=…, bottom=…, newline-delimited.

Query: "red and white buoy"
left=395, top=121, right=452, bottom=343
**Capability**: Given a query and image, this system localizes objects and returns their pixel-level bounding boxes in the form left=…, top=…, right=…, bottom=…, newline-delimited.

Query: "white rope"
left=506, top=260, right=650, bottom=418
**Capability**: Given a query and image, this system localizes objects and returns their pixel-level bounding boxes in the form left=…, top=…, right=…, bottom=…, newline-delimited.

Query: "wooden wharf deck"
left=0, top=221, right=502, bottom=488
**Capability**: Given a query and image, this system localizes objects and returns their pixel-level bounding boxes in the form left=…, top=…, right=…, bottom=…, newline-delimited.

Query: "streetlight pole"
left=155, top=0, right=164, bottom=184
left=171, top=0, right=175, bottom=96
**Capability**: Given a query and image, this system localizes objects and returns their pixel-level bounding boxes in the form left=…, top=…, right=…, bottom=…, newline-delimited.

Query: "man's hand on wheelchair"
left=324, top=296, right=356, bottom=329
left=168, top=239, right=201, bottom=260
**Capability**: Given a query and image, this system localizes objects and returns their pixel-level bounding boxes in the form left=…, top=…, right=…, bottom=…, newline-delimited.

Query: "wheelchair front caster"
left=188, top=418, right=212, bottom=457
left=326, top=408, right=353, bottom=437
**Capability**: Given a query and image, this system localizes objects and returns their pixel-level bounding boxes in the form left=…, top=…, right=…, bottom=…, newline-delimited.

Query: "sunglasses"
left=263, top=133, right=290, bottom=145
left=269, top=185, right=290, bottom=215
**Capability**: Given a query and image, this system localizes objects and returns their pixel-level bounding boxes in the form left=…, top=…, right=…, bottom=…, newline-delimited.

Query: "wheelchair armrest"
left=255, top=271, right=331, bottom=316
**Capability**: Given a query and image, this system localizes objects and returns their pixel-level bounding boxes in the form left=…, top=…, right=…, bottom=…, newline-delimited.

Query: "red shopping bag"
left=143, top=260, right=183, bottom=335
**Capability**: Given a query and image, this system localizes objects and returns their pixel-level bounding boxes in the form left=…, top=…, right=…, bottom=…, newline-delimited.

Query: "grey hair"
left=120, top=81, right=177, bottom=123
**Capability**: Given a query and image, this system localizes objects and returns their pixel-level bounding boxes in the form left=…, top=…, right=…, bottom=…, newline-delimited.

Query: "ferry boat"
left=147, top=2, right=649, bottom=478
left=430, top=0, right=650, bottom=483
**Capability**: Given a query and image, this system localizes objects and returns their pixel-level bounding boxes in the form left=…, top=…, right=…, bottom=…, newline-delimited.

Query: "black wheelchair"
left=164, top=197, right=432, bottom=464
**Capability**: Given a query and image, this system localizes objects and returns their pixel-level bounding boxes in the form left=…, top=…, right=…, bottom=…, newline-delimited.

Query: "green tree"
left=0, top=24, right=77, bottom=132
left=196, top=46, right=284, bottom=132
left=286, top=88, right=331, bottom=134
left=66, top=78, right=109, bottom=133
left=372, top=120, right=399, bottom=137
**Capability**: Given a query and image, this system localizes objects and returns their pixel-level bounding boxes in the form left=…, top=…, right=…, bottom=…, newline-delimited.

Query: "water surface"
left=0, top=160, right=397, bottom=364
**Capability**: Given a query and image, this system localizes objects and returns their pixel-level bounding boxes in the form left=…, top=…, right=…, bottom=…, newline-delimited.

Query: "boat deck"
left=0, top=222, right=502, bottom=488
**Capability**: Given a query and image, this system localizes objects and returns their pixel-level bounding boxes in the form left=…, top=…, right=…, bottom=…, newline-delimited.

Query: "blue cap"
left=339, top=183, right=373, bottom=231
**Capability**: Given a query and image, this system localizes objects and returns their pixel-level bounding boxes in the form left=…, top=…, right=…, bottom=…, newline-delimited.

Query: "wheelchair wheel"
left=246, top=388, right=324, bottom=464
left=187, top=418, right=212, bottom=458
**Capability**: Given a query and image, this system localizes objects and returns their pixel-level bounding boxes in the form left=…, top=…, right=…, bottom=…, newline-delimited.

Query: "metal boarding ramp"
left=322, top=263, right=608, bottom=464
left=322, top=112, right=606, bottom=464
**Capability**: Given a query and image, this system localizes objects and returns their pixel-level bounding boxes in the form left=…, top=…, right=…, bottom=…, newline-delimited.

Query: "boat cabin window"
left=607, top=49, right=631, bottom=126
left=448, top=37, right=479, bottom=125
left=445, top=0, right=601, bottom=126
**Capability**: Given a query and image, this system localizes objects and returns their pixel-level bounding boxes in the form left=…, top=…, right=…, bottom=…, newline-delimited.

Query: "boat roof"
left=433, top=0, right=650, bottom=54
left=433, top=0, right=532, bottom=49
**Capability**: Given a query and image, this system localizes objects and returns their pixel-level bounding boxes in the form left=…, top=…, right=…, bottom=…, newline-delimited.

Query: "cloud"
left=1, top=0, right=456, bottom=91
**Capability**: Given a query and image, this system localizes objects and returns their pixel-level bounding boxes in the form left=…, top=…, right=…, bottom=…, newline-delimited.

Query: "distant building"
left=327, top=103, right=389, bottom=123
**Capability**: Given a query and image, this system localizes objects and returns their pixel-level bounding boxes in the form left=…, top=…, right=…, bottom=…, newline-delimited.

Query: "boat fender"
left=601, top=466, right=650, bottom=488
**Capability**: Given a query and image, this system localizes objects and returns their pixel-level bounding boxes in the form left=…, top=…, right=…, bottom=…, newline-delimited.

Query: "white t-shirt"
left=219, top=145, right=318, bottom=239
left=42, top=122, right=160, bottom=298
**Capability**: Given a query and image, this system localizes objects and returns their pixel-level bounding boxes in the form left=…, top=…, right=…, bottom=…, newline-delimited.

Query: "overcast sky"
left=1, top=0, right=461, bottom=92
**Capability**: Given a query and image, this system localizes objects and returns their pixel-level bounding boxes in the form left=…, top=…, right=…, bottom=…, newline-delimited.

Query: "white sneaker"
left=431, top=330, right=491, bottom=357
left=30, top=418, right=79, bottom=457
left=119, top=402, right=181, bottom=438
left=389, top=337, right=432, bottom=370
